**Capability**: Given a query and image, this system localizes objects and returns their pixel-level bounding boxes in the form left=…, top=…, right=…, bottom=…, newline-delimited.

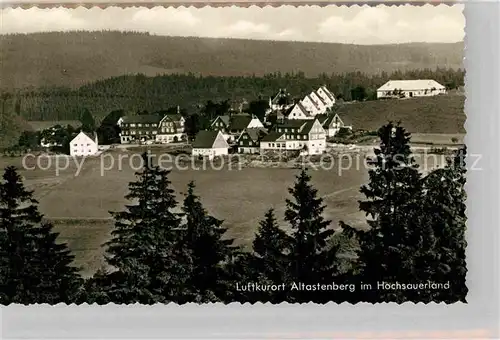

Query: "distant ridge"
left=0, top=31, right=464, bottom=90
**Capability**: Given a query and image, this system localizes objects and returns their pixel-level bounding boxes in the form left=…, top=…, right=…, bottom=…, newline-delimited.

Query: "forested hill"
left=0, top=31, right=464, bottom=90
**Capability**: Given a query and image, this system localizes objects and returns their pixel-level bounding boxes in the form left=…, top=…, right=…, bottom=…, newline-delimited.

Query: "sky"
left=0, top=4, right=465, bottom=44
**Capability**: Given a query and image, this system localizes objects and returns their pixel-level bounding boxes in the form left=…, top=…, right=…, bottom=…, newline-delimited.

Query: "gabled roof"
left=121, top=114, right=162, bottom=124
left=304, top=94, right=320, bottom=110
left=321, top=86, right=336, bottom=102
left=377, top=79, right=446, bottom=91
left=285, top=102, right=310, bottom=118
left=313, top=91, right=327, bottom=106
left=240, top=127, right=268, bottom=142
left=261, top=131, right=285, bottom=142
left=192, top=131, right=221, bottom=148
left=322, top=113, right=353, bottom=127
left=271, top=88, right=290, bottom=104
left=277, top=119, right=309, bottom=129
left=72, top=131, right=97, bottom=144
left=229, top=114, right=253, bottom=131
left=211, top=115, right=231, bottom=127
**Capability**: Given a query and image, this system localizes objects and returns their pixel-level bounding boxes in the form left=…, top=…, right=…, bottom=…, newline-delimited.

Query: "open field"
left=0, top=147, right=449, bottom=277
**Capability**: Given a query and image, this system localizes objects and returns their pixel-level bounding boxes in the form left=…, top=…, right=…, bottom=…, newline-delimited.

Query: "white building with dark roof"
left=377, top=79, right=447, bottom=99
left=70, top=131, right=99, bottom=157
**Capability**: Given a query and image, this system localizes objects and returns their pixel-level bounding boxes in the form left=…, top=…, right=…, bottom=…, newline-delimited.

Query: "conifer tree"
left=0, top=166, right=82, bottom=304
left=420, top=146, right=467, bottom=302
left=180, top=181, right=236, bottom=303
left=248, top=208, right=290, bottom=302
left=341, top=122, right=430, bottom=302
left=80, top=108, right=96, bottom=133
left=102, top=152, right=192, bottom=304
left=284, top=170, right=338, bottom=303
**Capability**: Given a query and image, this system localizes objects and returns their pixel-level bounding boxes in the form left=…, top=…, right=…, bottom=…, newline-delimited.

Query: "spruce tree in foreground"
left=284, top=170, right=340, bottom=303
left=0, top=166, right=82, bottom=304
left=420, top=146, right=468, bottom=303
left=249, top=208, right=290, bottom=302
left=102, top=152, right=192, bottom=304
left=341, top=122, right=437, bottom=302
left=180, top=181, right=236, bottom=303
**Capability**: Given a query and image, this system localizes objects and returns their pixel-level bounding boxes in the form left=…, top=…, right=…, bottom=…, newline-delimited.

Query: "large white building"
left=260, top=119, right=326, bottom=155
left=377, top=79, right=447, bottom=99
left=70, top=131, right=99, bottom=157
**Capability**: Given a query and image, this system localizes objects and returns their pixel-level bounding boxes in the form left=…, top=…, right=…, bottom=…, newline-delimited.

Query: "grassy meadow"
left=0, top=145, right=451, bottom=277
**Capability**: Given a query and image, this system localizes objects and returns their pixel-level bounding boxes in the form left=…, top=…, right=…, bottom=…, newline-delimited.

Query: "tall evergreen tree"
left=284, top=170, right=339, bottom=303
left=79, top=108, right=96, bottom=133
left=0, top=166, right=82, bottom=304
left=420, top=146, right=468, bottom=302
left=180, top=181, right=236, bottom=303
left=102, top=152, right=192, bottom=304
left=341, top=122, right=431, bottom=302
left=250, top=208, right=290, bottom=302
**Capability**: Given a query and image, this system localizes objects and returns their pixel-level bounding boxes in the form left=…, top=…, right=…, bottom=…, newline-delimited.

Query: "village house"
left=259, top=119, right=326, bottom=155
left=70, top=131, right=99, bottom=157
left=235, top=127, right=268, bottom=154
left=191, top=130, right=230, bottom=160
left=316, top=86, right=336, bottom=106
left=210, top=113, right=264, bottom=142
left=316, top=113, right=353, bottom=137
left=118, top=114, right=163, bottom=144
left=155, top=114, right=187, bottom=144
left=377, top=79, right=447, bottom=99
left=268, top=88, right=293, bottom=112
left=300, top=94, right=323, bottom=116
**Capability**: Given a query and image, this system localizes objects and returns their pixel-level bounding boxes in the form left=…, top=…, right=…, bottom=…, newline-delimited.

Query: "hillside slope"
left=0, top=31, right=464, bottom=90
left=338, top=93, right=465, bottom=134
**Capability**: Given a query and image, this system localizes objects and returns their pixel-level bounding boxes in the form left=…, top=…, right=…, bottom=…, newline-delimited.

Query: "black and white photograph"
left=0, top=4, right=467, bottom=305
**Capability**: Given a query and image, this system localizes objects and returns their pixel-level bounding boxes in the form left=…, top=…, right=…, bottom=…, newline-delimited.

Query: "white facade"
left=316, top=87, right=336, bottom=106
left=191, top=131, right=230, bottom=160
left=260, top=120, right=326, bottom=155
left=192, top=147, right=228, bottom=160
left=287, top=104, right=312, bottom=120
left=247, top=117, right=265, bottom=129
left=309, top=91, right=328, bottom=114
left=322, top=114, right=353, bottom=137
left=300, top=95, right=322, bottom=116
left=377, top=79, right=447, bottom=99
left=70, top=131, right=98, bottom=157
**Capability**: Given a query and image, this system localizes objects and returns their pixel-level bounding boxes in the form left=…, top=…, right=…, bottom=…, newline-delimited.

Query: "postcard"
left=0, top=4, right=467, bottom=305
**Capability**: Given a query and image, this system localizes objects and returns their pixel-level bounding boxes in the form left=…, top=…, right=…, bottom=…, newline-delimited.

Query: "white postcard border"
left=1, top=2, right=499, bottom=339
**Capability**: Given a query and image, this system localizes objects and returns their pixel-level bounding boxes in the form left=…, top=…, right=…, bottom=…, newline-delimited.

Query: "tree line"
left=3, top=68, right=465, bottom=122
left=0, top=122, right=467, bottom=304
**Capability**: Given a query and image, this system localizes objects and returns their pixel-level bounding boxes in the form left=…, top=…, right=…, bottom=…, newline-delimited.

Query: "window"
left=282, top=143, right=286, bottom=148
left=73, top=144, right=77, bottom=146
left=130, top=123, right=136, bottom=127
left=249, top=141, right=253, bottom=146
left=271, top=143, right=274, bottom=147
left=284, top=128, right=288, bottom=132
left=138, top=123, right=142, bottom=127
left=243, top=135, right=248, bottom=139
left=153, top=131, right=157, bottom=135
left=87, top=143, right=90, bottom=146
left=278, top=128, right=282, bottom=132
